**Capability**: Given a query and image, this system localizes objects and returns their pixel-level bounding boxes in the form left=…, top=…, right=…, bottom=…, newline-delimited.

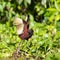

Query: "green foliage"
left=0, top=0, right=60, bottom=60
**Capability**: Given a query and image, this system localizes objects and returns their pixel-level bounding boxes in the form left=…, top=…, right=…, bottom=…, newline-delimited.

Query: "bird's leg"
left=12, top=43, right=21, bottom=60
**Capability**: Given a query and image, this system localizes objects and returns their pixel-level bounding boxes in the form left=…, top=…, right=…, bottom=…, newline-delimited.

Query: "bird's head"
left=13, top=17, right=23, bottom=26
left=13, top=17, right=24, bottom=35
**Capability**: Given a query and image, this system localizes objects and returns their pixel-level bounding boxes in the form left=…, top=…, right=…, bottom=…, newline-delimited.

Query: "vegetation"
left=0, top=0, right=60, bottom=60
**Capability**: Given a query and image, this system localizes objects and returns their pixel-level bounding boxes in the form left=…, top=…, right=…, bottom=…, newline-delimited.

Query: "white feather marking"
left=16, top=24, right=24, bottom=35
left=13, top=17, right=24, bottom=35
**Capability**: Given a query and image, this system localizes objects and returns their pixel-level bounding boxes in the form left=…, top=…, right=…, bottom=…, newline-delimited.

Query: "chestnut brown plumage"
left=13, top=15, right=33, bottom=40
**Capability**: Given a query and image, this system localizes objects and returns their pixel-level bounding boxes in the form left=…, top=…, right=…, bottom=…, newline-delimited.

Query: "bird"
left=13, top=15, right=33, bottom=58
left=13, top=15, right=33, bottom=40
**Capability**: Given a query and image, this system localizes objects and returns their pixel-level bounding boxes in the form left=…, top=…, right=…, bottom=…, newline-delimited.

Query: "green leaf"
left=55, top=1, right=60, bottom=11
left=0, top=5, right=3, bottom=12
left=47, top=8, right=57, bottom=12
left=18, top=0, right=23, bottom=5
left=24, top=0, right=31, bottom=7
left=24, top=0, right=28, bottom=7
left=26, top=0, right=31, bottom=4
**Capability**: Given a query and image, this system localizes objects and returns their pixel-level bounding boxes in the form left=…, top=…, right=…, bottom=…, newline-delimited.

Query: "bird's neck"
left=16, top=24, right=24, bottom=35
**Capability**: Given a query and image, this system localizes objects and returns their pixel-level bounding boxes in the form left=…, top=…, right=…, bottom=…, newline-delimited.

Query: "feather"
left=13, top=15, right=33, bottom=40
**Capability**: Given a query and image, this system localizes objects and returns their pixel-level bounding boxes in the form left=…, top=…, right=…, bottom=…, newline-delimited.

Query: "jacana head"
left=13, top=17, right=24, bottom=35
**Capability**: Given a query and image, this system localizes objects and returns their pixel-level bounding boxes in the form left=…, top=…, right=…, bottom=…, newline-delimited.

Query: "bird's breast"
left=19, top=23, right=29, bottom=40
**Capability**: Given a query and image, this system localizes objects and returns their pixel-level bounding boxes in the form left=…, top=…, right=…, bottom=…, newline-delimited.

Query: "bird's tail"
left=28, top=29, right=33, bottom=38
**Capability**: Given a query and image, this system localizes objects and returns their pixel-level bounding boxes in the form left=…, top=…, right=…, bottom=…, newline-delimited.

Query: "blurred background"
left=0, top=0, right=60, bottom=60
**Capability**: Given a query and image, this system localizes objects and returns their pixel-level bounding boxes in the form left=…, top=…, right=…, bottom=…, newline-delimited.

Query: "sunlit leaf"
left=47, top=8, right=57, bottom=12
left=55, top=14, right=60, bottom=21
left=26, top=0, right=31, bottom=4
